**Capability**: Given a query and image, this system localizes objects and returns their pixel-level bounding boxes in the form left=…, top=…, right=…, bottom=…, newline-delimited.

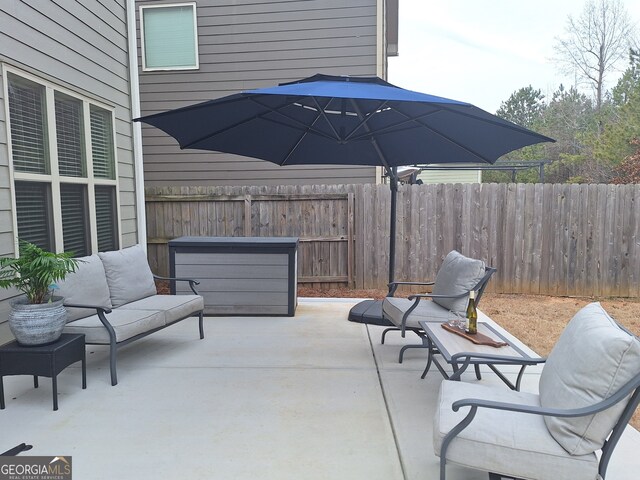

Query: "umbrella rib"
left=310, top=97, right=344, bottom=141
left=349, top=99, right=392, bottom=171
left=180, top=95, right=335, bottom=148
left=350, top=104, right=549, bottom=163
left=280, top=106, right=326, bottom=166
left=347, top=108, right=444, bottom=141
left=342, top=99, right=391, bottom=142
left=180, top=97, right=282, bottom=148
left=248, top=96, right=340, bottom=142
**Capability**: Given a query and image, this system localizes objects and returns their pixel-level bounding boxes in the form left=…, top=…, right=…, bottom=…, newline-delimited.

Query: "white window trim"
left=2, top=64, right=122, bottom=255
left=140, top=2, right=199, bottom=72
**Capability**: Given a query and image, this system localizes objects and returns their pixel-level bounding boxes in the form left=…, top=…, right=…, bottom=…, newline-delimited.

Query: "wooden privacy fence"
left=145, top=183, right=640, bottom=297
left=145, top=185, right=355, bottom=288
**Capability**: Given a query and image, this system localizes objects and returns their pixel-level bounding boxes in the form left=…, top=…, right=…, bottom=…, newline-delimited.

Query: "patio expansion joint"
left=365, top=324, right=409, bottom=480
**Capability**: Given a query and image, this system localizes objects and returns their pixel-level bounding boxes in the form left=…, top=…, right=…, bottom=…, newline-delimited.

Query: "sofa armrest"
left=153, top=274, right=200, bottom=295
left=63, top=303, right=112, bottom=314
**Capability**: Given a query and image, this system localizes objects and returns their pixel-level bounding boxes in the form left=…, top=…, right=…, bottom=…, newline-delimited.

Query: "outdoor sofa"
left=58, top=244, right=204, bottom=386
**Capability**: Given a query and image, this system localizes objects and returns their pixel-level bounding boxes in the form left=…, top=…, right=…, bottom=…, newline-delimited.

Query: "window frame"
left=139, top=2, right=199, bottom=72
left=3, top=65, right=121, bottom=256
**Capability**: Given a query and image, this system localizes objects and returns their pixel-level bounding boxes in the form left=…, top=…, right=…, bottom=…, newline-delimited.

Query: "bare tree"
left=554, top=0, right=637, bottom=110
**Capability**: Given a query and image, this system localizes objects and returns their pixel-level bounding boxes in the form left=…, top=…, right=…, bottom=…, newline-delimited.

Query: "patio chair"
left=434, top=302, right=640, bottom=480
left=381, top=250, right=496, bottom=363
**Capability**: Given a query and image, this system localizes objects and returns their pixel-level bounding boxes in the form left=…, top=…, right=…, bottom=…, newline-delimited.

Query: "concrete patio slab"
left=1, top=298, right=638, bottom=479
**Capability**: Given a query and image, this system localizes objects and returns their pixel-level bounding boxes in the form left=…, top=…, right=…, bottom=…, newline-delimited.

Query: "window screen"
left=7, top=75, right=49, bottom=174
left=95, top=186, right=118, bottom=252
left=14, top=181, right=52, bottom=251
left=90, top=105, right=115, bottom=179
left=55, top=92, right=86, bottom=177
left=142, top=4, right=198, bottom=70
left=60, top=183, right=89, bottom=257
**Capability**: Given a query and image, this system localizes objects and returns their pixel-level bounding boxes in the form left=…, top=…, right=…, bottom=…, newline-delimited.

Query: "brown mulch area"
left=299, top=286, right=640, bottom=430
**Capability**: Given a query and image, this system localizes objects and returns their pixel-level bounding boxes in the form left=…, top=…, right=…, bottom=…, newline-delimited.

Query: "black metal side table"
left=0, top=333, right=86, bottom=411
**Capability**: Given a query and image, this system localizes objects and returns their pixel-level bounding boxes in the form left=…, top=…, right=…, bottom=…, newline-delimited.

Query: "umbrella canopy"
left=137, top=74, right=553, bottom=170
left=136, top=74, right=554, bottom=285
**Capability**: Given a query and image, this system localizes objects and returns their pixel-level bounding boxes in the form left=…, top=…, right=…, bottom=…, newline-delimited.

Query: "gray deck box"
left=169, top=236, right=298, bottom=316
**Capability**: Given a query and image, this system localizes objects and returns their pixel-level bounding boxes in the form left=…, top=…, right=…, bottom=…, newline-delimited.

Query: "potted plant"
left=0, top=241, right=79, bottom=346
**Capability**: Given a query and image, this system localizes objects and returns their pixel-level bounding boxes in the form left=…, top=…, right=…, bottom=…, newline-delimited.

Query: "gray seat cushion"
left=434, top=380, right=598, bottom=480
left=119, top=295, right=204, bottom=325
left=63, top=308, right=165, bottom=344
left=382, top=297, right=457, bottom=330
left=539, top=302, right=640, bottom=455
left=431, top=251, right=485, bottom=313
left=98, top=245, right=157, bottom=307
left=57, top=254, right=112, bottom=321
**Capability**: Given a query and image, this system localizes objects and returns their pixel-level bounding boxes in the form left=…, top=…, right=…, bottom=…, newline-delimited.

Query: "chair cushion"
left=63, top=308, right=165, bottom=343
left=434, top=380, right=598, bottom=480
left=382, top=297, right=458, bottom=330
left=57, top=254, right=113, bottom=321
left=539, top=302, right=640, bottom=455
left=119, top=295, right=204, bottom=325
left=98, top=245, right=157, bottom=307
left=431, top=251, right=485, bottom=313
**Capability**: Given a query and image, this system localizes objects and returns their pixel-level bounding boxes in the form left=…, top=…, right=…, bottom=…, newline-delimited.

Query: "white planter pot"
left=8, top=296, right=67, bottom=346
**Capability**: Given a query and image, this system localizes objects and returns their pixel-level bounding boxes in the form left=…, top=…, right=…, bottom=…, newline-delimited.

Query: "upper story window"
left=5, top=68, right=120, bottom=257
left=140, top=3, right=199, bottom=71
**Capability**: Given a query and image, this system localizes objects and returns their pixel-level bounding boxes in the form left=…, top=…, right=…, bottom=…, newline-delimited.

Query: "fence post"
left=244, top=195, right=252, bottom=236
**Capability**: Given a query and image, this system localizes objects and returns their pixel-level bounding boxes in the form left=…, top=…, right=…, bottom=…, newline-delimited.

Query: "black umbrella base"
left=347, top=299, right=394, bottom=326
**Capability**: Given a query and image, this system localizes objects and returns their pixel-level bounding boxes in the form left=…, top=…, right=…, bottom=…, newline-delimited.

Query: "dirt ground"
left=298, top=286, right=640, bottom=429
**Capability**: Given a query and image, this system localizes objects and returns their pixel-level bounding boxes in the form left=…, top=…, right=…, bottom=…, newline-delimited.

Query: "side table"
left=0, top=333, right=86, bottom=411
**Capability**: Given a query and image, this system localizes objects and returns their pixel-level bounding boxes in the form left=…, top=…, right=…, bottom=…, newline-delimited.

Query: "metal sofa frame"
left=66, top=275, right=204, bottom=386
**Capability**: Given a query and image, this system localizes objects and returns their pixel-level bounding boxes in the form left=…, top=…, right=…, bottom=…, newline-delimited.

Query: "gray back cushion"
left=57, top=254, right=112, bottom=321
left=98, top=245, right=157, bottom=307
left=431, top=251, right=486, bottom=313
left=539, top=302, right=640, bottom=455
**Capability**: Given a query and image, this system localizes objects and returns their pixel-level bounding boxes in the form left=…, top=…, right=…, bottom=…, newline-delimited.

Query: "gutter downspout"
left=126, top=0, right=147, bottom=252
left=375, top=0, right=386, bottom=185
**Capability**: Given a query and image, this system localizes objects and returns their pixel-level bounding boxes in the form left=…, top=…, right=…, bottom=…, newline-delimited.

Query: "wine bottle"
left=466, top=290, right=477, bottom=334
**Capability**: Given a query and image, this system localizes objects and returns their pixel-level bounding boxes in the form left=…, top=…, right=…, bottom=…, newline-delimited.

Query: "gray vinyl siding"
left=0, top=1, right=138, bottom=303
left=138, top=0, right=380, bottom=187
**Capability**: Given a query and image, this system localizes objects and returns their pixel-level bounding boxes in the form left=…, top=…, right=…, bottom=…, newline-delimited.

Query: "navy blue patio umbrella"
left=136, top=74, right=553, bottom=321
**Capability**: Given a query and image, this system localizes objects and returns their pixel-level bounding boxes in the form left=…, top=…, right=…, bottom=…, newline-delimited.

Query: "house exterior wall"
left=417, top=168, right=482, bottom=184
left=0, top=1, right=138, bottom=308
left=137, top=0, right=387, bottom=187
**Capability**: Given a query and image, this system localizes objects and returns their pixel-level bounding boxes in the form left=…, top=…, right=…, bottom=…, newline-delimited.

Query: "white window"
left=140, top=3, right=199, bottom=71
left=5, top=68, right=120, bottom=256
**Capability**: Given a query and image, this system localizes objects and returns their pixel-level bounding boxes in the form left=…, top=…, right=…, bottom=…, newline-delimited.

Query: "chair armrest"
left=153, top=274, right=200, bottom=295
left=387, top=280, right=434, bottom=297
left=63, top=303, right=112, bottom=314
left=450, top=352, right=546, bottom=366
left=408, top=291, right=468, bottom=301
left=453, top=373, right=640, bottom=417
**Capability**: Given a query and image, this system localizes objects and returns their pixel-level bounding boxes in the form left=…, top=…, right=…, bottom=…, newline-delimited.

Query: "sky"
left=388, top=0, right=640, bottom=113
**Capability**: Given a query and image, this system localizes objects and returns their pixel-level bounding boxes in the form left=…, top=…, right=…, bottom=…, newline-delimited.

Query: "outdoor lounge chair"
left=381, top=250, right=496, bottom=363
left=434, top=302, right=640, bottom=480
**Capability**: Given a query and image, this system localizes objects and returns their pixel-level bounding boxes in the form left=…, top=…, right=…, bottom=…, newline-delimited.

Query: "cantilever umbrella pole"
left=388, top=166, right=398, bottom=288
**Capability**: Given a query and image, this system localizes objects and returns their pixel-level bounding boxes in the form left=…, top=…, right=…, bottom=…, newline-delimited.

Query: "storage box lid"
left=168, top=236, right=299, bottom=248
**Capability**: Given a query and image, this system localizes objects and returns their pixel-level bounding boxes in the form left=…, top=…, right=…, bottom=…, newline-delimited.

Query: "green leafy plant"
left=0, top=241, right=79, bottom=304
